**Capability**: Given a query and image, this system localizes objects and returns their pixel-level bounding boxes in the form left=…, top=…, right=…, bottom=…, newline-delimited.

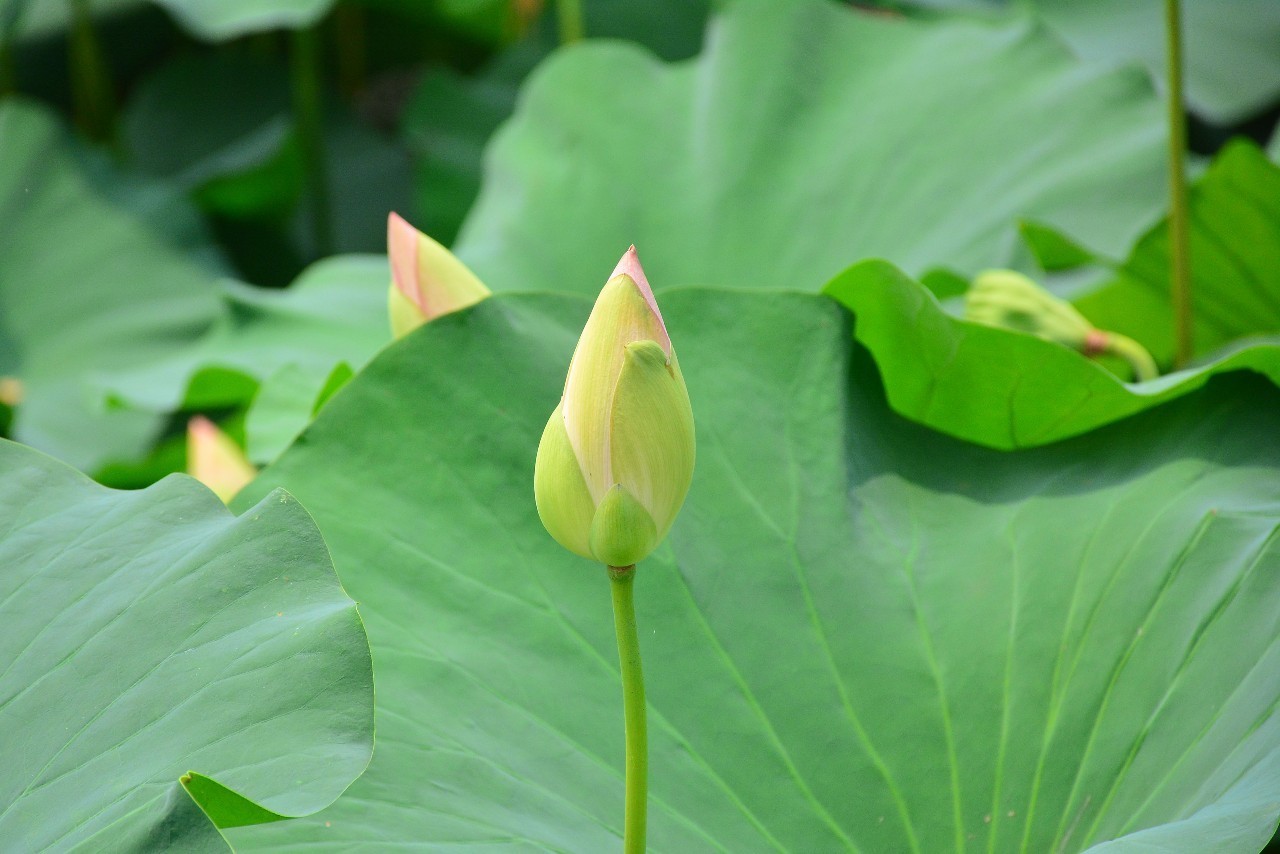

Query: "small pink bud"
left=186, top=416, right=256, bottom=504
left=387, top=212, right=490, bottom=338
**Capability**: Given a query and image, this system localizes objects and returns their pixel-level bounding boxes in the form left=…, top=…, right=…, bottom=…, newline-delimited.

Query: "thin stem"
left=0, top=42, right=14, bottom=95
left=68, top=0, right=114, bottom=141
left=290, top=25, right=333, bottom=258
left=1103, top=332, right=1159, bottom=382
left=609, top=565, right=647, bottom=853
left=333, top=4, right=366, bottom=98
left=556, top=0, right=584, bottom=44
left=1165, top=0, right=1193, bottom=367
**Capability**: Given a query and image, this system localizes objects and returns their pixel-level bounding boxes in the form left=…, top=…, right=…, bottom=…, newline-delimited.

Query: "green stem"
left=290, top=25, right=333, bottom=258
left=556, top=0, right=584, bottom=44
left=333, top=4, right=366, bottom=98
left=609, top=565, right=647, bottom=854
left=1165, top=0, right=1192, bottom=367
left=1103, top=332, right=1159, bottom=382
left=68, top=0, right=114, bottom=141
left=0, top=40, right=14, bottom=95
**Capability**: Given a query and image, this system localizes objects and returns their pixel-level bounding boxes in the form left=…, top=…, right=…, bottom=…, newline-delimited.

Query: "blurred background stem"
left=68, top=0, right=114, bottom=141
left=1165, top=0, right=1192, bottom=367
left=556, top=0, right=584, bottom=44
left=0, top=41, right=14, bottom=94
left=333, top=4, right=366, bottom=98
left=291, top=24, right=334, bottom=258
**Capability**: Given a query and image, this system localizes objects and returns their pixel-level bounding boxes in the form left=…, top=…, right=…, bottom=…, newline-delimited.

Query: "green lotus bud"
left=965, top=269, right=1157, bottom=381
left=387, top=212, right=491, bottom=338
left=534, top=247, right=695, bottom=567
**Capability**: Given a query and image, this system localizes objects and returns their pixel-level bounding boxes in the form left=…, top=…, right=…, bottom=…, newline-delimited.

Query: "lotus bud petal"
left=0, top=377, right=22, bottom=406
left=387, top=212, right=490, bottom=338
left=535, top=246, right=695, bottom=567
left=187, top=416, right=256, bottom=504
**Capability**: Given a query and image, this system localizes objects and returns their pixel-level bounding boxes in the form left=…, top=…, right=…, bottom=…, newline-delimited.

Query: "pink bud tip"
left=188, top=415, right=218, bottom=441
left=610, top=245, right=670, bottom=350
left=387, top=212, right=423, bottom=310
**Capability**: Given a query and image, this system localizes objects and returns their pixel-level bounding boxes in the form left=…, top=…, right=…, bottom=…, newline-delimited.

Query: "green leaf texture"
left=0, top=98, right=226, bottom=471
left=826, top=259, right=1280, bottom=450
left=454, top=0, right=1167, bottom=295
left=1073, top=141, right=1280, bottom=366
left=0, top=440, right=374, bottom=850
left=233, top=290, right=1280, bottom=852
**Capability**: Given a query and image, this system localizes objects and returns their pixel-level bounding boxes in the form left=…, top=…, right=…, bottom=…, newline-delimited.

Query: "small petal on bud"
left=534, top=247, right=695, bottom=567
left=608, top=340, right=694, bottom=539
left=534, top=403, right=598, bottom=561
left=187, top=416, right=256, bottom=504
left=589, top=485, right=659, bottom=568
left=387, top=212, right=490, bottom=338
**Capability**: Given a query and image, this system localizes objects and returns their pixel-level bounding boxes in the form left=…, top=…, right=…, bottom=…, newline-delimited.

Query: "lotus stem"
left=334, top=4, right=366, bottom=97
left=1165, top=0, right=1193, bottom=367
left=0, top=38, right=15, bottom=95
left=68, top=0, right=114, bottom=140
left=609, top=564, right=647, bottom=853
left=290, top=24, right=333, bottom=257
left=1103, top=332, right=1159, bottom=382
left=556, top=0, right=584, bottom=44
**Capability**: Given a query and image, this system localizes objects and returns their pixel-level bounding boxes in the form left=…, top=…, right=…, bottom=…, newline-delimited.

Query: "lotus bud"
left=0, top=377, right=22, bottom=406
left=387, top=212, right=491, bottom=338
left=965, top=269, right=1157, bottom=381
left=187, top=416, right=256, bottom=504
left=534, top=247, right=695, bottom=567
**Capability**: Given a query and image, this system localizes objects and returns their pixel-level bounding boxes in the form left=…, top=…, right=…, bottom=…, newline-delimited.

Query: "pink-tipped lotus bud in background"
left=387, top=212, right=491, bottom=338
left=187, top=416, right=257, bottom=504
left=534, top=246, right=695, bottom=567
left=0, top=377, right=22, bottom=406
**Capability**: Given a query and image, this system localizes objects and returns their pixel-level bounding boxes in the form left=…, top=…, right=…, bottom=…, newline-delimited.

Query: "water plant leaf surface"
left=1072, top=141, right=1280, bottom=366
left=896, top=0, right=1280, bottom=124
left=0, top=439, right=374, bottom=851
left=826, top=259, right=1280, bottom=450
left=454, top=0, right=1167, bottom=295
left=233, top=290, right=1280, bottom=852
left=0, top=98, right=226, bottom=471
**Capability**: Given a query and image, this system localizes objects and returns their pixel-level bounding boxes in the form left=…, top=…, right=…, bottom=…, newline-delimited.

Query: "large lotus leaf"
left=894, top=0, right=1280, bottom=125
left=106, top=255, right=390, bottom=463
left=825, top=259, right=1280, bottom=450
left=0, top=97, right=227, bottom=472
left=1032, top=0, right=1280, bottom=125
left=402, top=0, right=711, bottom=245
left=232, top=289, right=1280, bottom=851
left=133, top=0, right=525, bottom=42
left=120, top=52, right=300, bottom=217
left=1070, top=141, right=1280, bottom=367
left=147, top=0, right=331, bottom=40
left=0, top=438, right=374, bottom=850
left=452, top=0, right=1166, bottom=296
left=2, top=0, right=141, bottom=42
